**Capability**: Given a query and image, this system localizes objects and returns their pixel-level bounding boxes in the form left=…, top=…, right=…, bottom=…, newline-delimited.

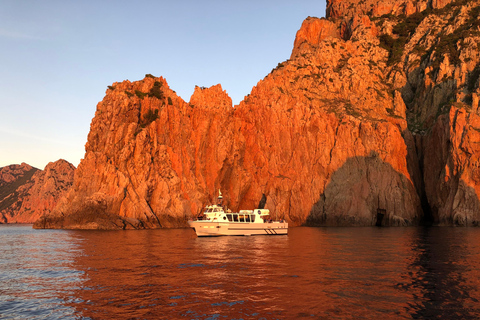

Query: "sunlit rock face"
left=36, top=0, right=480, bottom=228
left=326, top=0, right=453, bottom=20
left=35, top=80, right=235, bottom=230
left=1, top=160, right=74, bottom=224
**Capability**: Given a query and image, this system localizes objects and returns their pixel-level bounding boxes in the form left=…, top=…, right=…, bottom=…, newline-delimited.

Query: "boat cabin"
left=198, top=205, right=271, bottom=224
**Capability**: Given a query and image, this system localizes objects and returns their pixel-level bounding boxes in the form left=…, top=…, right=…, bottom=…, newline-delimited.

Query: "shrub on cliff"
left=379, top=12, right=427, bottom=65
left=148, top=82, right=164, bottom=100
left=135, top=90, right=147, bottom=99
left=379, top=34, right=404, bottom=65
left=140, top=109, right=159, bottom=128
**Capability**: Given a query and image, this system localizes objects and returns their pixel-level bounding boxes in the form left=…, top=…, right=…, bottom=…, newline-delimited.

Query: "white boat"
left=188, top=191, right=288, bottom=237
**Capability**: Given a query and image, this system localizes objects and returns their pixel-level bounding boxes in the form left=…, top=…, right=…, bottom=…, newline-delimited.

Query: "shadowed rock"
left=307, top=156, right=422, bottom=226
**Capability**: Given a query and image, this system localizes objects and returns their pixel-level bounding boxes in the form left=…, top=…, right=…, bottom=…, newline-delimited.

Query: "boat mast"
left=217, top=189, right=223, bottom=206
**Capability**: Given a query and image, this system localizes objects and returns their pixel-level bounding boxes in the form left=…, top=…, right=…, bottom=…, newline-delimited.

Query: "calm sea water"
left=1, top=225, right=480, bottom=319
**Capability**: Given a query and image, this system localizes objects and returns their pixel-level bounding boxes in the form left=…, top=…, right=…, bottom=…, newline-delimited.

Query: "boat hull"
left=187, top=220, right=288, bottom=237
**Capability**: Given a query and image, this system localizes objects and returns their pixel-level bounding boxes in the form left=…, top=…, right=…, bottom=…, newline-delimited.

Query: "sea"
left=1, top=225, right=480, bottom=320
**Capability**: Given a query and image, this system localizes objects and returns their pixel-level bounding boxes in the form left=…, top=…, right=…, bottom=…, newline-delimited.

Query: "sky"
left=0, top=1, right=326, bottom=170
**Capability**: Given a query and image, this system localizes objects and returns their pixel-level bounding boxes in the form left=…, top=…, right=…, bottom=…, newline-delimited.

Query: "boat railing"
left=196, top=207, right=284, bottom=224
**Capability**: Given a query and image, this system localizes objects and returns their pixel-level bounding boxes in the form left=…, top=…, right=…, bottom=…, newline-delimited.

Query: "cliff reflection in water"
left=61, top=227, right=480, bottom=319
left=3, top=225, right=480, bottom=319
left=400, top=228, right=480, bottom=318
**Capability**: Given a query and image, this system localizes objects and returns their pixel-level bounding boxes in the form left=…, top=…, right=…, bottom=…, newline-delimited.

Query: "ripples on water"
left=1, top=225, right=480, bottom=319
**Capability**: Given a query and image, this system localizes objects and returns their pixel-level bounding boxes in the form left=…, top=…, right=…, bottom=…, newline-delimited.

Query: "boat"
left=188, top=191, right=288, bottom=237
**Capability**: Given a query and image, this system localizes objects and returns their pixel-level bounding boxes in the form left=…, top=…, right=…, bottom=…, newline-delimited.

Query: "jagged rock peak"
left=326, top=0, right=453, bottom=20
left=291, top=17, right=340, bottom=56
left=189, top=84, right=233, bottom=110
left=42, top=160, right=76, bottom=186
left=0, top=163, right=36, bottom=185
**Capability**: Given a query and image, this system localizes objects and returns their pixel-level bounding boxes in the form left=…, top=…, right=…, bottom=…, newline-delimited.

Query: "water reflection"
left=279, top=227, right=417, bottom=319
left=65, top=230, right=295, bottom=319
left=2, top=225, right=480, bottom=319
left=0, top=225, right=85, bottom=320
left=400, top=227, right=480, bottom=319
left=47, top=227, right=480, bottom=319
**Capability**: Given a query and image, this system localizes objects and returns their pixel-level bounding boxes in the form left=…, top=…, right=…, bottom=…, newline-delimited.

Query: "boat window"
left=245, top=215, right=250, bottom=222
left=214, top=208, right=221, bottom=212
left=226, top=214, right=233, bottom=222
left=233, top=214, right=238, bottom=222
left=250, top=215, right=255, bottom=223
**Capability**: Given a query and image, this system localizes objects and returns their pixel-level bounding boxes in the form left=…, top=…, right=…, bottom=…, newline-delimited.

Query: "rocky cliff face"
left=423, top=108, right=480, bottom=225
left=0, top=163, right=38, bottom=223
left=0, top=160, right=75, bottom=223
left=229, top=21, right=422, bottom=226
left=326, top=0, right=454, bottom=21
left=35, top=81, right=235, bottom=229
left=373, top=0, right=480, bottom=225
left=36, top=0, right=480, bottom=229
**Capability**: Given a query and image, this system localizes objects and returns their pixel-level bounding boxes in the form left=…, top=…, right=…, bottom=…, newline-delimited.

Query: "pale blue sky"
left=0, top=1, right=326, bottom=170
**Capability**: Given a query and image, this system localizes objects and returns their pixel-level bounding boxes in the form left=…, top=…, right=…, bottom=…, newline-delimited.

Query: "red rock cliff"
left=1, top=160, right=75, bottom=223
left=36, top=0, right=480, bottom=228
left=326, top=0, right=453, bottom=20
left=35, top=79, right=234, bottom=229
left=381, top=0, right=480, bottom=225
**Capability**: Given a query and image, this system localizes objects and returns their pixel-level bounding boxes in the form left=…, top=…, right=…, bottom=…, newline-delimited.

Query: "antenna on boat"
left=217, top=189, right=223, bottom=206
